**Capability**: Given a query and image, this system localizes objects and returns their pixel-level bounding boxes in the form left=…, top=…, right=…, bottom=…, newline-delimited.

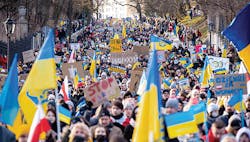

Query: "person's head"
left=94, top=126, right=108, bottom=142
left=165, top=98, right=179, bottom=114
left=18, top=133, right=28, bottom=142
left=162, top=89, right=170, bottom=100
left=46, top=109, right=56, bottom=124
left=236, top=127, right=250, bottom=142
left=211, top=119, right=226, bottom=140
left=227, top=115, right=242, bottom=136
left=111, top=100, right=123, bottom=116
left=69, top=122, right=91, bottom=142
left=98, top=108, right=111, bottom=127
left=245, top=97, right=250, bottom=110
left=220, top=134, right=236, bottom=142
left=207, top=103, right=219, bottom=118
left=169, top=89, right=176, bottom=98
left=123, top=102, right=134, bottom=118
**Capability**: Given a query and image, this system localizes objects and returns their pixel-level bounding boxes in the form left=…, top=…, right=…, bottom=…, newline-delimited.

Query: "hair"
left=69, top=122, right=91, bottom=142
left=213, top=119, right=225, bottom=129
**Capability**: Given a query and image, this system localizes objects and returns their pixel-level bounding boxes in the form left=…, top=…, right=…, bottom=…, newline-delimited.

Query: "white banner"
left=208, top=56, right=229, bottom=73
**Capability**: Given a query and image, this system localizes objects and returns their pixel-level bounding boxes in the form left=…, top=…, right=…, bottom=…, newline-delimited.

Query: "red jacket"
left=202, top=129, right=227, bottom=142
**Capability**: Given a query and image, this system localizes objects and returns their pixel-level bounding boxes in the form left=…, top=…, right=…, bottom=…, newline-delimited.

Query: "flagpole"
left=55, top=87, right=61, bottom=141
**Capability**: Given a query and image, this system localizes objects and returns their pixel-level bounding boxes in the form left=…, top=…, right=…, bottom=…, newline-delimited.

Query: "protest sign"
left=22, top=50, right=35, bottom=63
left=84, top=77, right=120, bottom=108
left=129, top=70, right=143, bottom=92
left=208, top=56, right=229, bottom=73
left=214, top=74, right=247, bottom=96
left=62, top=62, right=84, bottom=79
left=111, top=51, right=138, bottom=65
left=110, top=39, right=122, bottom=53
left=70, top=43, right=80, bottom=50
left=109, top=65, right=127, bottom=74
left=132, top=46, right=149, bottom=56
left=178, top=78, right=190, bottom=89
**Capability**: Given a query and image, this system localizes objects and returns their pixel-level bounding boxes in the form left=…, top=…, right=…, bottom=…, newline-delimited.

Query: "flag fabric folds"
left=59, top=76, right=69, bottom=102
left=0, top=54, right=19, bottom=125
left=18, top=29, right=57, bottom=125
left=59, top=106, right=71, bottom=124
left=228, top=90, right=245, bottom=112
left=73, top=71, right=82, bottom=89
left=27, top=104, right=51, bottom=142
left=132, top=48, right=165, bottom=142
left=190, top=102, right=206, bottom=124
left=165, top=111, right=198, bottom=139
left=150, top=35, right=172, bottom=50
left=200, top=56, right=213, bottom=87
left=222, top=3, right=250, bottom=73
left=137, top=70, right=147, bottom=96
left=89, top=51, right=97, bottom=81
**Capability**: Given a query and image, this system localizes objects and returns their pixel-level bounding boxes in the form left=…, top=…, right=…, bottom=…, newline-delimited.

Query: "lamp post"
left=208, top=22, right=214, bottom=48
left=3, top=18, right=15, bottom=72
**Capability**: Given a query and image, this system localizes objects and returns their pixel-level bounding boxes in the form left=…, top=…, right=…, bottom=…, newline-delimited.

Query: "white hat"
left=207, top=103, right=219, bottom=113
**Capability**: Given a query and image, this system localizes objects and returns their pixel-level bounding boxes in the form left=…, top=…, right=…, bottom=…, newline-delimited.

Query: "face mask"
left=211, top=111, right=218, bottom=118
left=95, top=135, right=107, bottom=142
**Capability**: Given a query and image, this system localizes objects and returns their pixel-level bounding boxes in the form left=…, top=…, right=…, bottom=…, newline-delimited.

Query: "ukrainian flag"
left=132, top=48, right=165, bottom=141
left=18, top=29, right=57, bottom=125
left=150, top=35, right=172, bottom=51
left=59, top=106, right=71, bottom=124
left=89, top=51, right=97, bottom=81
left=190, top=102, right=206, bottom=124
left=163, top=77, right=172, bottom=89
left=122, top=25, right=126, bottom=38
left=73, top=70, right=82, bottom=89
left=200, top=56, right=213, bottom=87
left=165, top=111, right=198, bottom=139
left=228, top=89, right=245, bottom=112
left=222, top=3, right=250, bottom=73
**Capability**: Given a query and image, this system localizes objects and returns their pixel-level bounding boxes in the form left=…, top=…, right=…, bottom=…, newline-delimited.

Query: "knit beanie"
left=165, top=98, right=179, bottom=110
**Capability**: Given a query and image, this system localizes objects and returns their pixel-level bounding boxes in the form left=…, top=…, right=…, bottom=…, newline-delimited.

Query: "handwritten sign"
left=22, top=50, right=35, bottom=63
left=111, top=51, right=138, bottom=65
left=110, top=39, right=122, bottom=53
left=129, top=70, right=143, bottom=92
left=84, top=77, right=120, bottom=108
left=62, top=62, right=84, bottom=79
left=109, top=65, right=127, bottom=74
left=214, top=74, right=247, bottom=96
left=208, top=56, right=229, bottom=73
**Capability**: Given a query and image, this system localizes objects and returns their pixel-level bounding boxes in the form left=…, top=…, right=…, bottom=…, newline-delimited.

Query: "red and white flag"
left=68, top=48, right=76, bottom=63
left=59, top=76, right=70, bottom=101
left=27, top=104, right=51, bottom=142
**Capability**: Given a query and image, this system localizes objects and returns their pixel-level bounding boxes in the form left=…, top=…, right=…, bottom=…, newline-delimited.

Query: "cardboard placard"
left=22, top=50, right=35, bottom=63
left=0, top=74, right=7, bottom=90
left=208, top=56, right=229, bottom=73
left=132, top=46, right=149, bottom=56
left=109, top=65, right=127, bottom=74
left=129, top=70, right=143, bottom=92
left=178, top=78, right=190, bottom=89
left=62, top=62, right=84, bottom=79
left=214, top=74, right=247, bottom=96
left=84, top=77, right=120, bottom=108
left=111, top=51, right=138, bottom=65
left=110, top=39, right=122, bottom=53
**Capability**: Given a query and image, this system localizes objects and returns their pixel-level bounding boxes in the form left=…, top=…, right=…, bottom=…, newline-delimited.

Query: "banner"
left=129, top=70, right=143, bottom=92
left=111, top=51, right=138, bottom=65
left=208, top=56, right=229, bottom=73
left=83, top=77, right=120, bottom=108
left=110, top=39, right=122, bottom=53
left=214, top=74, right=247, bottom=96
left=109, top=65, right=127, bottom=74
left=62, top=62, right=84, bottom=79
left=132, top=46, right=149, bottom=56
left=22, top=50, right=35, bottom=63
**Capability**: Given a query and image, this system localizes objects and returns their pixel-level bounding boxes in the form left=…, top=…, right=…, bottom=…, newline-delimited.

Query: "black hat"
left=98, top=108, right=110, bottom=118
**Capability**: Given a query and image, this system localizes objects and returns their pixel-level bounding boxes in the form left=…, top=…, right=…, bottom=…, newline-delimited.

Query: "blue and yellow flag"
left=122, top=25, right=126, bottom=38
left=150, top=35, right=172, bottom=51
left=59, top=106, right=71, bottom=124
left=200, top=56, right=213, bottom=87
left=18, top=29, right=57, bottom=125
left=163, top=77, right=172, bottom=89
left=222, top=3, right=250, bottom=73
left=190, top=102, right=206, bottom=124
left=89, top=51, right=97, bottom=81
left=228, top=90, right=245, bottom=112
left=73, top=70, right=82, bottom=89
left=132, top=47, right=165, bottom=142
left=0, top=54, right=18, bottom=125
left=165, top=111, right=198, bottom=139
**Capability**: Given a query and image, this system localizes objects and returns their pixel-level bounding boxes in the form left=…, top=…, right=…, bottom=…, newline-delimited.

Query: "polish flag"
left=68, top=48, right=76, bottom=63
left=59, top=76, right=69, bottom=101
left=27, top=105, right=51, bottom=142
left=239, top=62, right=250, bottom=94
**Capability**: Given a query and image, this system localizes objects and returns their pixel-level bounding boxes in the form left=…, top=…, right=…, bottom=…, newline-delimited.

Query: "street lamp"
left=3, top=18, right=15, bottom=72
left=208, top=22, right=214, bottom=48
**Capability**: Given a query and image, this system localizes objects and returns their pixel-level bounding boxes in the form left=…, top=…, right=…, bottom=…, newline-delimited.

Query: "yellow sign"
left=110, top=39, right=122, bottom=53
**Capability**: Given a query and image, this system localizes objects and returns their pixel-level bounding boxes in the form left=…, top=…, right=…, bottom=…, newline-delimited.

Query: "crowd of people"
left=0, top=15, right=249, bottom=142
